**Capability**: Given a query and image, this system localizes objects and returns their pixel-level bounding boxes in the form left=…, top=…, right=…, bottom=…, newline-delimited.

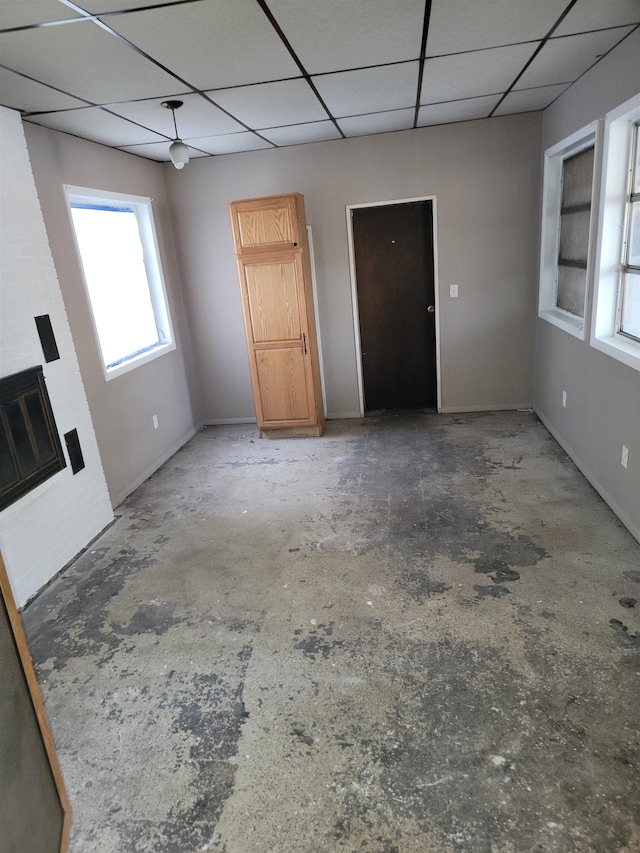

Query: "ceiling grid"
left=0, top=0, right=637, bottom=161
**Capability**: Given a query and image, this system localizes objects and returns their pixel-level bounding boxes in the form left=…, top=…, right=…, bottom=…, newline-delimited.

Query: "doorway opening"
left=347, top=197, right=440, bottom=416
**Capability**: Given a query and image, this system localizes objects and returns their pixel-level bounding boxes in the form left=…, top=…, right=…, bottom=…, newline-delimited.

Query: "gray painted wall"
left=163, top=112, right=542, bottom=420
left=25, top=124, right=201, bottom=507
left=535, top=28, right=640, bottom=541
left=17, top=27, right=638, bottom=546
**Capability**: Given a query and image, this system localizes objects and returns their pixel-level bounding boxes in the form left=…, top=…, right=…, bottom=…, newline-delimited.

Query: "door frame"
left=346, top=195, right=442, bottom=417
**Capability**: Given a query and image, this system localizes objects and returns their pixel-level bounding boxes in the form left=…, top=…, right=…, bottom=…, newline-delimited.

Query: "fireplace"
left=0, top=367, right=66, bottom=511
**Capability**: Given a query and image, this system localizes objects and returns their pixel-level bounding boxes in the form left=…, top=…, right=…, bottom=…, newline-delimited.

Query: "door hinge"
left=302, top=333, right=307, bottom=355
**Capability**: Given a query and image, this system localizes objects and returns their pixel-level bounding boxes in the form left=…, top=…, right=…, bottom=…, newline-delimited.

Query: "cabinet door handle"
left=302, top=333, right=307, bottom=355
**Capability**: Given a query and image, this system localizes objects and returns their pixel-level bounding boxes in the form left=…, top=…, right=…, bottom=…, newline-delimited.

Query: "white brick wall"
left=0, top=106, right=113, bottom=607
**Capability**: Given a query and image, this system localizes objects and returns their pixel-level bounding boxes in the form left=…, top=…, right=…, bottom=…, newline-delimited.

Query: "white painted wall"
left=0, top=107, right=113, bottom=606
left=24, top=123, right=202, bottom=507
left=163, top=112, right=542, bottom=420
left=534, top=29, right=640, bottom=543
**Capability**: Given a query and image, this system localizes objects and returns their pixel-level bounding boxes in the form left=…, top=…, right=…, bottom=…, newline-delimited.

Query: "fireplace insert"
left=0, top=366, right=66, bottom=511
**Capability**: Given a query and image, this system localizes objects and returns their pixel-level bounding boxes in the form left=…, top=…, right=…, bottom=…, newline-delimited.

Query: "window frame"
left=65, top=185, right=176, bottom=381
left=618, top=121, right=640, bottom=342
left=538, top=121, right=599, bottom=340
left=591, top=92, right=640, bottom=372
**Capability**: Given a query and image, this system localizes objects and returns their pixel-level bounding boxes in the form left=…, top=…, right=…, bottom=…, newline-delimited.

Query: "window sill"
left=539, top=308, right=586, bottom=339
left=591, top=333, right=640, bottom=372
left=104, top=341, right=176, bottom=381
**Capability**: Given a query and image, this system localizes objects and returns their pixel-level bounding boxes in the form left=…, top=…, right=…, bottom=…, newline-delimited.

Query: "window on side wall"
left=592, top=92, right=640, bottom=372
left=538, top=123, right=598, bottom=339
left=65, top=187, right=175, bottom=380
left=619, top=123, right=640, bottom=341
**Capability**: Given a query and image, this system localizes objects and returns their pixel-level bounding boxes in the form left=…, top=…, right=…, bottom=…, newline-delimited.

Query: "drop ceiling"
left=0, top=0, right=638, bottom=162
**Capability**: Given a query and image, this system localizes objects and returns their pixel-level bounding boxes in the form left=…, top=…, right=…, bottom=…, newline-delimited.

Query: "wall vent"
left=64, top=429, right=85, bottom=475
left=34, top=315, right=60, bottom=363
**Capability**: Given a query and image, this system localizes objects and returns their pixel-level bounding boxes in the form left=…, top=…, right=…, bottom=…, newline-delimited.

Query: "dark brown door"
left=352, top=201, right=436, bottom=412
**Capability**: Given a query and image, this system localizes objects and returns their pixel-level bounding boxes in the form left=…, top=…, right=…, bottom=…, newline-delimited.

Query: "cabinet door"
left=0, top=553, right=70, bottom=853
left=231, top=196, right=301, bottom=254
left=238, top=253, right=316, bottom=427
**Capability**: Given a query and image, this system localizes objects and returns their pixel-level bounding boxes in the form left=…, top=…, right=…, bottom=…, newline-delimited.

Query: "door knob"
left=427, top=305, right=435, bottom=313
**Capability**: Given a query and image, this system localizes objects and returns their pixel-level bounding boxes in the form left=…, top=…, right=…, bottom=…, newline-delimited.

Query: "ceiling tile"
left=515, top=26, right=636, bottom=89
left=116, top=139, right=211, bottom=161
left=0, top=0, right=636, bottom=164
left=188, top=132, right=274, bottom=156
left=0, top=68, right=89, bottom=113
left=77, top=0, right=193, bottom=11
left=0, top=20, right=183, bottom=103
left=178, top=149, right=210, bottom=160
left=417, top=95, right=501, bottom=127
left=421, top=43, right=537, bottom=104
left=106, top=0, right=300, bottom=90
left=108, top=93, right=245, bottom=139
left=113, top=142, right=169, bottom=161
left=493, top=83, right=570, bottom=115
left=209, top=79, right=327, bottom=129
left=554, top=0, right=640, bottom=36
left=260, top=121, right=342, bottom=146
left=24, top=107, right=166, bottom=146
left=268, top=0, right=424, bottom=74
left=338, top=108, right=415, bottom=137
left=0, top=0, right=82, bottom=28
left=312, top=63, right=419, bottom=119
left=426, top=0, right=568, bottom=55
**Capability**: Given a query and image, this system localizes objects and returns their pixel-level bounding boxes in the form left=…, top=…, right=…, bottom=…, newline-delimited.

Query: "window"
left=592, top=92, right=640, bottom=372
left=538, top=123, right=598, bottom=339
left=65, top=187, right=175, bottom=379
left=619, top=123, right=640, bottom=341
left=557, top=146, right=595, bottom=316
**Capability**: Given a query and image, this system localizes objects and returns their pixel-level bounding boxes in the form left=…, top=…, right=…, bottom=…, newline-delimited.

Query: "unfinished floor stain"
left=23, top=412, right=640, bottom=853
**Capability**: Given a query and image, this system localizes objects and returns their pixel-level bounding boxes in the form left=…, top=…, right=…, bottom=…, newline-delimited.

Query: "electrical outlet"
left=153, top=414, right=159, bottom=429
left=450, top=284, right=459, bottom=298
left=562, top=390, right=567, bottom=408
left=621, top=445, right=629, bottom=469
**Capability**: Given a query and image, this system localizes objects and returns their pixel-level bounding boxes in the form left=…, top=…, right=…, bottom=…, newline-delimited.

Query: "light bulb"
left=169, top=139, right=190, bottom=170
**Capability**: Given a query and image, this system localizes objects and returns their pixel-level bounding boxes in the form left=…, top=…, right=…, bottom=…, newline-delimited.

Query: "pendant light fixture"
left=161, top=100, right=189, bottom=170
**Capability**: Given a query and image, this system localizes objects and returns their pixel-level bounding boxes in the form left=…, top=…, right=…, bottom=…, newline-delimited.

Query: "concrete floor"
left=23, top=411, right=640, bottom=853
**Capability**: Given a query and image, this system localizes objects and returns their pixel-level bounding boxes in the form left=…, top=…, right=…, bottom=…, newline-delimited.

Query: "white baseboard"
left=439, top=403, right=533, bottom=414
left=327, top=407, right=534, bottom=418
left=112, top=424, right=201, bottom=509
left=204, top=417, right=257, bottom=426
left=535, top=409, right=640, bottom=545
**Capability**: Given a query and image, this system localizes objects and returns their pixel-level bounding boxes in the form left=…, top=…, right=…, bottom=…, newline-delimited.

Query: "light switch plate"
left=450, top=285, right=459, bottom=298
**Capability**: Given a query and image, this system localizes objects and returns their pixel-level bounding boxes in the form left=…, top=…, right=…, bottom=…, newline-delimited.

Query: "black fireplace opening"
left=0, top=367, right=66, bottom=511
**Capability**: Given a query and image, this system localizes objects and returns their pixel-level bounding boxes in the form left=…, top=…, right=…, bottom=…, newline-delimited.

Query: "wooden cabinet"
left=230, top=194, right=301, bottom=255
left=0, top=553, right=70, bottom=852
left=229, top=194, right=325, bottom=437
